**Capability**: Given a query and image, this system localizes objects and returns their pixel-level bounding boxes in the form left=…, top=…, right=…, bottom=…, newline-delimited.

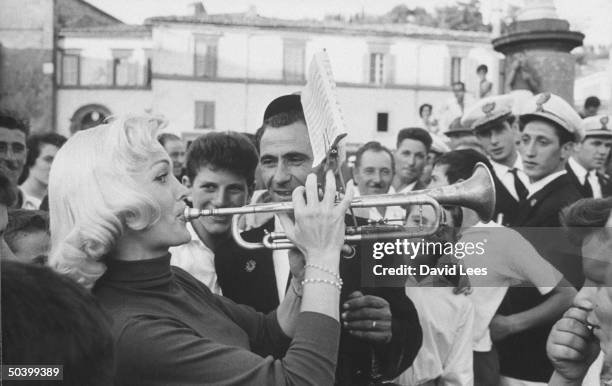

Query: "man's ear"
left=182, top=175, right=192, bottom=188
left=560, top=142, right=575, bottom=161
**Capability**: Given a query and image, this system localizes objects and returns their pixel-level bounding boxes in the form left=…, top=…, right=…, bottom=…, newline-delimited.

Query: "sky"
left=88, top=0, right=611, bottom=45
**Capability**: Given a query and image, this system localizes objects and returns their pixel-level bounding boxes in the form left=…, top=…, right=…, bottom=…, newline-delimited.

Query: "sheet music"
left=301, top=51, right=348, bottom=167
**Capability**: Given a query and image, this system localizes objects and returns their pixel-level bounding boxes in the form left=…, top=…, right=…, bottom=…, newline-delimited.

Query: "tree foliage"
left=324, top=0, right=491, bottom=32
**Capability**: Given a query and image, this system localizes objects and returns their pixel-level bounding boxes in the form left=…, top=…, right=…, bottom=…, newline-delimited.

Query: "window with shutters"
left=112, top=49, right=137, bottom=86
left=451, top=56, right=462, bottom=84
left=283, top=40, right=305, bottom=81
left=194, top=36, right=218, bottom=78
left=369, top=53, right=385, bottom=85
left=60, top=50, right=80, bottom=86
left=195, top=101, right=215, bottom=129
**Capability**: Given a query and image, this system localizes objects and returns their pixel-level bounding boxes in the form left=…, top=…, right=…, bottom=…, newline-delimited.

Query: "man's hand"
left=546, top=304, right=600, bottom=383
left=490, top=314, right=517, bottom=342
left=342, top=291, right=392, bottom=344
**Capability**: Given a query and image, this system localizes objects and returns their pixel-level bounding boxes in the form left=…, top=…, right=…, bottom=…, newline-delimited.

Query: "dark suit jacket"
left=490, top=170, right=522, bottom=227
left=566, top=162, right=612, bottom=198
left=497, top=173, right=583, bottom=382
left=215, top=217, right=423, bottom=386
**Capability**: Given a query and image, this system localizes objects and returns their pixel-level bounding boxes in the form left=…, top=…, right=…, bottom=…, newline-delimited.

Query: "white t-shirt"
left=460, top=222, right=563, bottom=351
left=169, top=222, right=222, bottom=295
left=398, top=284, right=475, bottom=386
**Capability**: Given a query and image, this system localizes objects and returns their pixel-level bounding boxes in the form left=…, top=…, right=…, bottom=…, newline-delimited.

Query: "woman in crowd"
left=547, top=197, right=612, bottom=385
left=419, top=103, right=440, bottom=134
left=48, top=115, right=353, bottom=385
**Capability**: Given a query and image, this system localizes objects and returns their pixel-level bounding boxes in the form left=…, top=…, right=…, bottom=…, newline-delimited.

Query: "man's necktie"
left=583, top=173, right=594, bottom=198
left=510, top=168, right=528, bottom=201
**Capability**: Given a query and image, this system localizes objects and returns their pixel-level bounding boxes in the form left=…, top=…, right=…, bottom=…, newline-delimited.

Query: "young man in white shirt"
left=397, top=204, right=475, bottom=386
left=429, top=149, right=576, bottom=386
left=169, top=132, right=258, bottom=294
left=566, top=115, right=612, bottom=199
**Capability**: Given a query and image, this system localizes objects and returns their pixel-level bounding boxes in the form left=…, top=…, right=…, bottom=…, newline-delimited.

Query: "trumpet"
left=184, top=162, right=496, bottom=251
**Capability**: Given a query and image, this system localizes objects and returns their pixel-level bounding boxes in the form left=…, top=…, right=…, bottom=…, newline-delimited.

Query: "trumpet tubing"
left=184, top=162, right=496, bottom=251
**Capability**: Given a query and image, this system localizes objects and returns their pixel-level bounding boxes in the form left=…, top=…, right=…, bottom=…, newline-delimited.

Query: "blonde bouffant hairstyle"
left=49, top=115, right=169, bottom=289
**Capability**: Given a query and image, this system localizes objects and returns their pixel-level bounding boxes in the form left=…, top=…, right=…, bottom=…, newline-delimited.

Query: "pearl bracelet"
left=305, top=263, right=343, bottom=285
left=301, top=278, right=342, bottom=291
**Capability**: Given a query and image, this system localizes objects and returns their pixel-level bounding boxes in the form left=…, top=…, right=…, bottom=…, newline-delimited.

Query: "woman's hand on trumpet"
left=278, top=170, right=354, bottom=266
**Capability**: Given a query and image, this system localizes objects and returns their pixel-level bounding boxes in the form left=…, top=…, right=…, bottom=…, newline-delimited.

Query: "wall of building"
left=153, top=24, right=498, bottom=94
left=55, top=89, right=153, bottom=135
left=0, top=0, right=54, bottom=132
left=151, top=77, right=452, bottom=148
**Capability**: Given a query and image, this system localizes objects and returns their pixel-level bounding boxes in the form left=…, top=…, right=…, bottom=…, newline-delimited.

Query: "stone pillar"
left=492, top=0, right=583, bottom=104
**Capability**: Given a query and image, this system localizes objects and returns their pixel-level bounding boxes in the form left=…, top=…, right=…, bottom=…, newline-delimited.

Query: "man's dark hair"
left=418, top=103, right=432, bottom=118
left=561, top=197, right=612, bottom=245
left=256, top=109, right=306, bottom=152
left=256, top=94, right=306, bottom=151
left=476, top=64, right=488, bottom=74
left=21, top=133, right=67, bottom=182
left=5, top=209, right=49, bottom=261
left=452, top=81, right=466, bottom=91
left=520, top=116, right=575, bottom=145
left=157, top=133, right=181, bottom=148
left=584, top=96, right=601, bottom=109
left=435, top=149, right=492, bottom=184
left=396, top=127, right=432, bottom=151
left=1, top=260, right=114, bottom=386
left=0, top=170, right=17, bottom=207
left=354, top=141, right=395, bottom=172
left=185, top=131, right=259, bottom=187
left=0, top=111, right=29, bottom=137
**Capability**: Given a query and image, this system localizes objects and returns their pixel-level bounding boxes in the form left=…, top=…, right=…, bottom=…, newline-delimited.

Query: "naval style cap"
left=581, top=115, right=612, bottom=139
left=461, top=94, right=515, bottom=133
left=520, top=92, right=583, bottom=142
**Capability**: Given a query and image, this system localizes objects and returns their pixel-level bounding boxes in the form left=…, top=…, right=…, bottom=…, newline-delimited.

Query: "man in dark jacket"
left=216, top=94, right=422, bottom=385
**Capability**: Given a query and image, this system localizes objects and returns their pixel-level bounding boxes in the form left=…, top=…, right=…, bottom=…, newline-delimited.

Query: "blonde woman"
left=48, top=115, right=352, bottom=385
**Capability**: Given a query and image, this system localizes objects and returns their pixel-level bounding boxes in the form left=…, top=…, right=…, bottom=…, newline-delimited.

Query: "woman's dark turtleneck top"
left=93, top=254, right=340, bottom=386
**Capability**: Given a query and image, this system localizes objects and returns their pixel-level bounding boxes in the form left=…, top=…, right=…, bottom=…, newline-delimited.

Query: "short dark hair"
left=0, top=170, right=17, bottom=207
left=354, top=141, right=395, bottom=172
left=23, top=133, right=67, bottom=178
left=476, top=64, right=488, bottom=74
left=419, top=103, right=433, bottom=118
left=1, top=260, right=114, bottom=386
left=185, top=131, right=259, bottom=187
left=397, top=127, right=432, bottom=151
left=0, top=111, right=29, bottom=137
left=435, top=149, right=492, bottom=184
left=256, top=109, right=306, bottom=152
left=256, top=94, right=306, bottom=151
left=452, top=81, right=466, bottom=91
left=584, top=96, right=601, bottom=109
left=157, top=133, right=181, bottom=147
left=520, top=116, right=575, bottom=145
left=561, top=197, right=612, bottom=245
left=5, top=209, right=49, bottom=257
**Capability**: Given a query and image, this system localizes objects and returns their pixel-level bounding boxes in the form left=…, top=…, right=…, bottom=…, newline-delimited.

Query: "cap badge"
left=482, top=102, right=496, bottom=116
left=535, top=92, right=551, bottom=112
left=601, top=116, right=609, bottom=130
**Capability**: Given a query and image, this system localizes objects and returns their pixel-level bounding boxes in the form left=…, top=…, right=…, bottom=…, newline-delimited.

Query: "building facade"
left=0, top=0, right=120, bottom=132
left=56, top=11, right=500, bottom=148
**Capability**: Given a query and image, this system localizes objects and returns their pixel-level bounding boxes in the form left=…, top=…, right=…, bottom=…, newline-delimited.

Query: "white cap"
left=520, top=92, right=583, bottom=142
left=581, top=115, right=612, bottom=138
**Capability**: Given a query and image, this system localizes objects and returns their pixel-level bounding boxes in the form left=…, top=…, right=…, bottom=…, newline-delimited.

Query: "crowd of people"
left=1, top=63, right=612, bottom=386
